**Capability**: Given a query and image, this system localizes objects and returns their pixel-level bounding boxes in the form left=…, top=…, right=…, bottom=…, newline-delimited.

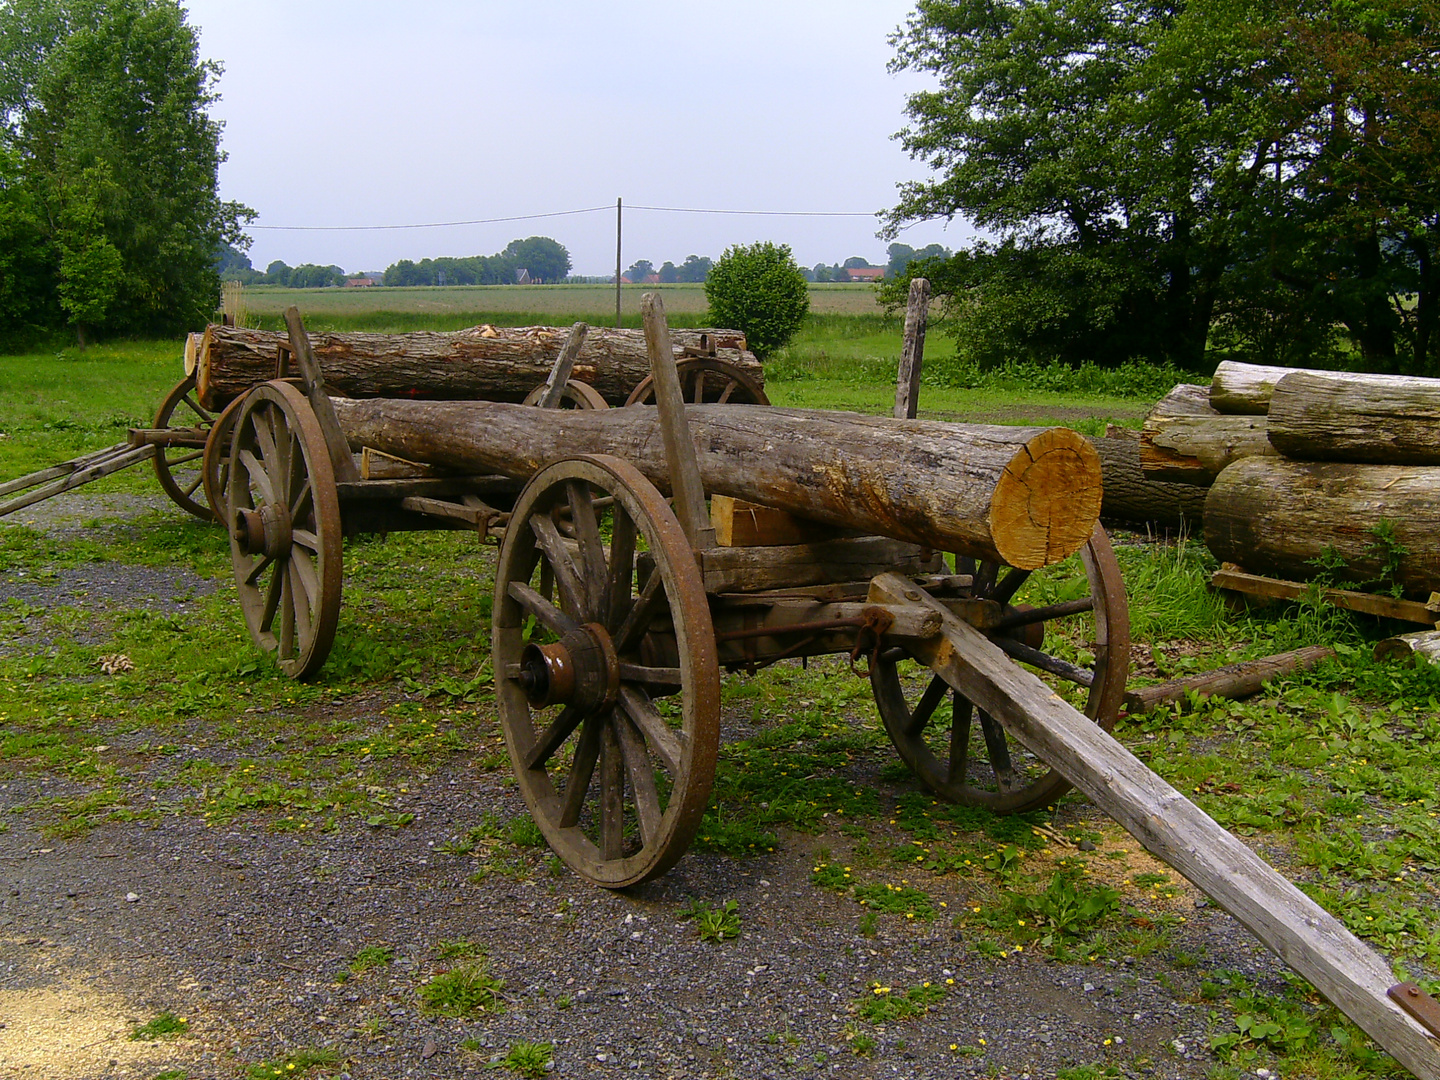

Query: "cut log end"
left=990, top=428, right=1103, bottom=569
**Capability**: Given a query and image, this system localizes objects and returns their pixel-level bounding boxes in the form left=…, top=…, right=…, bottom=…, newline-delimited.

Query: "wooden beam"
left=868, top=571, right=1440, bottom=1080
left=894, top=277, right=930, bottom=420
left=711, top=494, right=861, bottom=547
left=1211, top=566, right=1440, bottom=626
left=0, top=444, right=156, bottom=518
left=702, top=536, right=944, bottom=594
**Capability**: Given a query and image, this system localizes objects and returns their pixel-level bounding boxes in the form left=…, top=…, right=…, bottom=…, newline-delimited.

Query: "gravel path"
left=0, top=491, right=1305, bottom=1080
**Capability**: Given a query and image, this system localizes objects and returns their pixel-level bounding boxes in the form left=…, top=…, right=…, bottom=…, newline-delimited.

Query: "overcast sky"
left=182, top=1, right=974, bottom=277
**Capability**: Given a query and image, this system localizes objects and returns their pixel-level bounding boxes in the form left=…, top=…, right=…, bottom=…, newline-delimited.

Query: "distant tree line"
left=620, top=246, right=949, bottom=285
left=385, top=237, right=571, bottom=286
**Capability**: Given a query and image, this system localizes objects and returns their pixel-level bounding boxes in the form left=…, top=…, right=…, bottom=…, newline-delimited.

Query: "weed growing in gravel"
left=436, top=939, right=482, bottom=960
left=1056, top=1066, right=1120, bottom=1079
left=679, top=898, right=742, bottom=942
left=853, top=881, right=936, bottom=920
left=129, top=1011, right=188, bottom=1040
left=418, top=961, right=505, bottom=1016
left=348, top=945, right=393, bottom=975
left=242, top=1047, right=340, bottom=1079
left=842, top=1023, right=876, bottom=1056
left=855, top=980, right=945, bottom=1023
left=495, top=1041, right=554, bottom=1077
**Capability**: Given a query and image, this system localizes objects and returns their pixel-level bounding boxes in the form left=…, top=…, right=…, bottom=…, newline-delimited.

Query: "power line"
left=249, top=205, right=613, bottom=231
left=629, top=204, right=879, bottom=218
left=247, top=203, right=880, bottom=232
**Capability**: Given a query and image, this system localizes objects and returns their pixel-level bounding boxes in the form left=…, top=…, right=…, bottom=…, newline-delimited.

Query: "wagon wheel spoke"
left=559, top=715, right=604, bottom=828
left=507, top=581, right=581, bottom=636
left=617, top=686, right=682, bottom=774
left=991, top=567, right=1031, bottom=604
left=181, top=473, right=206, bottom=498
left=524, top=707, right=581, bottom=770
left=613, top=570, right=663, bottom=654
left=717, top=380, right=738, bottom=404
left=290, top=547, right=320, bottom=605
left=599, top=723, right=626, bottom=860
left=615, top=709, right=663, bottom=846
left=978, top=710, right=1019, bottom=792
left=687, top=370, right=706, bottom=404
left=288, top=561, right=313, bottom=645
left=566, top=480, right=608, bottom=618
left=606, top=507, right=637, bottom=633
left=243, top=552, right=276, bottom=587
left=178, top=392, right=211, bottom=425
left=258, top=561, right=285, bottom=633
left=947, top=695, right=972, bottom=785
left=166, top=449, right=204, bottom=468
left=238, top=450, right=276, bottom=505
left=618, top=663, right=682, bottom=686
left=291, top=528, right=321, bottom=553
left=278, top=569, right=296, bottom=658
left=905, top=674, right=950, bottom=737
left=530, top=515, right=586, bottom=618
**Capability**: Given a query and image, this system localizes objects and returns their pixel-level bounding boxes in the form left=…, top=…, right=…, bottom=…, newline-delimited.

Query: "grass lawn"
left=2, top=308, right=1437, bottom=1080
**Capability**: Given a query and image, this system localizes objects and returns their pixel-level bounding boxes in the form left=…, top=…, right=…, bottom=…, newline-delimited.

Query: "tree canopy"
left=884, top=0, right=1440, bottom=374
left=0, top=0, right=251, bottom=343
left=704, top=241, right=810, bottom=357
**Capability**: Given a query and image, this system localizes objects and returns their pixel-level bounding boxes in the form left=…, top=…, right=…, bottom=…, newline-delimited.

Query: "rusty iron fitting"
left=518, top=623, right=619, bottom=713
left=232, top=502, right=291, bottom=560
left=848, top=606, right=897, bottom=678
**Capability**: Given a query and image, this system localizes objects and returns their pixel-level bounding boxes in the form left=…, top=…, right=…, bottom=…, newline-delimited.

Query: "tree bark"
left=1088, top=428, right=1207, bottom=530
left=1140, top=383, right=1275, bottom=484
left=1267, top=370, right=1440, bottom=464
left=1209, top=361, right=1298, bottom=414
left=1204, top=457, right=1440, bottom=596
left=330, top=399, right=1103, bottom=570
left=196, top=324, right=761, bottom=409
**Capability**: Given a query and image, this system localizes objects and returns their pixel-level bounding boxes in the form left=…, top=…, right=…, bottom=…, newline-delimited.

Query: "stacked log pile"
left=1138, top=361, right=1440, bottom=602
left=191, top=324, right=761, bottom=409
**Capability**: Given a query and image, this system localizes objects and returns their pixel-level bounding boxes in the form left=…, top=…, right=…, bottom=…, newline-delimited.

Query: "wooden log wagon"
left=209, top=303, right=1440, bottom=1078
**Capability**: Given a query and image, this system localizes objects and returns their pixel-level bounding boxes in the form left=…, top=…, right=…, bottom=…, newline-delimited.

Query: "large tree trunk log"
left=1209, top=361, right=1298, bottom=414
left=1089, top=428, right=1207, bottom=529
left=1204, top=458, right=1440, bottom=596
left=1140, top=383, right=1275, bottom=484
left=195, top=324, right=761, bottom=409
left=1267, top=370, right=1440, bottom=464
left=1123, top=645, right=1336, bottom=715
left=330, top=399, right=1103, bottom=570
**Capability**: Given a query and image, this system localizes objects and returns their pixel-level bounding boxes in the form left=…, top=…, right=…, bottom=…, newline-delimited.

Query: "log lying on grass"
left=1268, top=370, right=1440, bottom=464
left=194, top=324, right=761, bottom=409
left=1205, top=457, right=1440, bottom=596
left=1374, top=629, right=1440, bottom=667
left=1123, top=645, right=1336, bottom=715
left=1139, top=383, right=1275, bottom=484
left=331, top=399, right=1104, bottom=569
left=1088, top=428, right=1207, bottom=528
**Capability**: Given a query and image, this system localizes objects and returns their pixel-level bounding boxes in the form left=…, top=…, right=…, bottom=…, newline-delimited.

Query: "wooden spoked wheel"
left=201, top=393, right=246, bottom=522
left=870, top=524, right=1130, bottom=813
left=494, top=454, right=720, bottom=887
left=152, top=373, right=219, bottom=521
left=224, top=382, right=343, bottom=680
left=521, top=380, right=610, bottom=410
left=623, top=358, right=770, bottom=407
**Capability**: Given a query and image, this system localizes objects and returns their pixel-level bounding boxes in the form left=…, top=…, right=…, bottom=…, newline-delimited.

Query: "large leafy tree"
left=0, top=0, right=251, bottom=341
left=885, top=0, right=1440, bottom=373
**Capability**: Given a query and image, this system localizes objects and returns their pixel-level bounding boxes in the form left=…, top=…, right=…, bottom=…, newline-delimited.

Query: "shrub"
left=704, top=241, right=809, bottom=357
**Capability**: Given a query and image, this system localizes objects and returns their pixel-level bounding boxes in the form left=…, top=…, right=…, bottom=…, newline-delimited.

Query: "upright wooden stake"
left=283, top=307, right=360, bottom=484
left=536, top=322, right=589, bottom=409
left=640, top=293, right=715, bottom=550
left=894, top=277, right=930, bottom=420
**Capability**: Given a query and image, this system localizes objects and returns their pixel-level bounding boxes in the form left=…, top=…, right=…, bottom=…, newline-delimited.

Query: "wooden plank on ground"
left=869, top=571, right=1440, bottom=1080
left=1211, top=566, right=1440, bottom=626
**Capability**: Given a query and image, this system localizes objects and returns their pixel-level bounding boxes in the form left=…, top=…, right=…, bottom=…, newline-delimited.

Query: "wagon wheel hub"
left=232, top=501, right=292, bottom=561
left=518, top=622, right=619, bottom=713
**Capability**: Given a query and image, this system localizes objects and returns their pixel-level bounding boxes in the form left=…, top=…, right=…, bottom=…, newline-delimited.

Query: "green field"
left=238, top=281, right=887, bottom=333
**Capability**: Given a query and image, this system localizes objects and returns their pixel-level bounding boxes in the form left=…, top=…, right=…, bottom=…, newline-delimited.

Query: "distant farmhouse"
left=844, top=266, right=884, bottom=282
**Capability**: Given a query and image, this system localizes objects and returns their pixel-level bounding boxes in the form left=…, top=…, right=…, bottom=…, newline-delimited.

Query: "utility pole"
left=615, top=197, right=623, bottom=329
